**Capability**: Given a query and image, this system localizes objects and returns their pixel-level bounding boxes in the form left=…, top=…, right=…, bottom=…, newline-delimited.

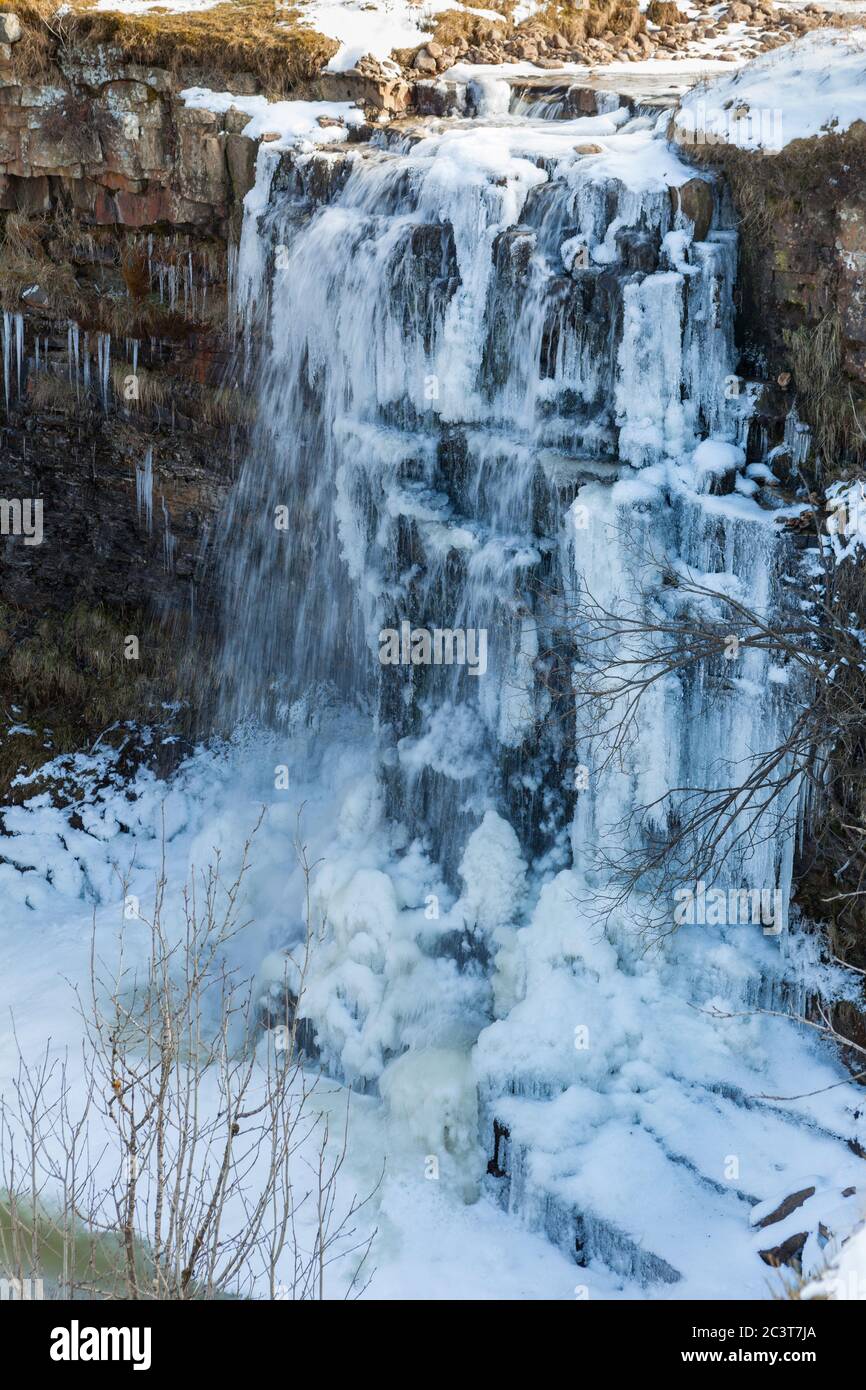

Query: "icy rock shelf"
left=3, top=75, right=866, bottom=1299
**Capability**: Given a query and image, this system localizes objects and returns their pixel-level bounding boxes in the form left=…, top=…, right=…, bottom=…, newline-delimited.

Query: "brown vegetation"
left=6, top=0, right=339, bottom=95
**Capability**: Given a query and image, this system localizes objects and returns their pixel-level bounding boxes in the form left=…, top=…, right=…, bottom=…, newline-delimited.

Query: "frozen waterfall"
left=217, top=93, right=866, bottom=1293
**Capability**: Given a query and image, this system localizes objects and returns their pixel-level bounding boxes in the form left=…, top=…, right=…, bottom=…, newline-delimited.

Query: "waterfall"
left=216, top=96, right=864, bottom=1289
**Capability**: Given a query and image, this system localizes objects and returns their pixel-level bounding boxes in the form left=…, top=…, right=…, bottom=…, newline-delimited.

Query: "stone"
left=425, top=41, right=443, bottom=59
left=413, top=50, right=437, bottom=74
left=175, top=124, right=227, bottom=204
left=20, top=282, right=50, bottom=308
left=260, top=131, right=281, bottom=143
left=754, top=1186, right=815, bottom=1229
left=758, top=1230, right=808, bottom=1268
left=224, top=106, right=252, bottom=136
left=670, top=177, right=714, bottom=242
left=225, top=132, right=257, bottom=202
left=0, top=14, right=21, bottom=44
left=647, top=0, right=681, bottom=22
left=12, top=171, right=50, bottom=213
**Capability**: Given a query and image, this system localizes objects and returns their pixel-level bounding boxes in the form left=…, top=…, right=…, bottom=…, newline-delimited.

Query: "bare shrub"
left=0, top=815, right=377, bottom=1299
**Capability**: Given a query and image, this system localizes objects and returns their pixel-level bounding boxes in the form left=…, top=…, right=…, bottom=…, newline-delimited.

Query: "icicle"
left=97, top=333, right=111, bottom=410
left=82, top=333, right=91, bottom=394
left=161, top=496, right=176, bottom=573
left=69, top=322, right=80, bottom=395
left=2, top=311, right=11, bottom=413
left=135, top=446, right=154, bottom=534
left=15, top=313, right=23, bottom=396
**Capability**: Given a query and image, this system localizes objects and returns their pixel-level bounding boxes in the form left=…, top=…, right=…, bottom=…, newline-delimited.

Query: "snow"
left=804, top=1216, right=866, bottom=1300
left=445, top=56, right=741, bottom=83
left=296, top=0, right=505, bottom=72
left=693, top=438, right=745, bottom=478
left=93, top=0, right=221, bottom=11
left=825, top=478, right=866, bottom=562
left=179, top=88, right=365, bottom=149
left=675, top=28, right=866, bottom=151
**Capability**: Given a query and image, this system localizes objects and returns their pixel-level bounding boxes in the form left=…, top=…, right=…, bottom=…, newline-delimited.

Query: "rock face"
left=674, top=117, right=866, bottom=987
left=0, top=47, right=257, bottom=687
left=674, top=121, right=866, bottom=462
left=0, top=14, right=22, bottom=45
left=0, top=65, right=257, bottom=235
left=670, top=177, right=714, bottom=243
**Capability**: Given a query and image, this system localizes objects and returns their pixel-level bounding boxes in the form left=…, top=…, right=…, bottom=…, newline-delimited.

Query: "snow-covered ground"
left=1, top=704, right=864, bottom=1299
left=675, top=26, right=866, bottom=149
left=300, top=0, right=506, bottom=73
left=0, top=729, right=592, bottom=1299
left=179, top=88, right=365, bottom=147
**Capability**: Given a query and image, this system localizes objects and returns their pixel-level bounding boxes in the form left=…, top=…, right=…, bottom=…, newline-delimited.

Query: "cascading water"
left=218, top=89, right=866, bottom=1293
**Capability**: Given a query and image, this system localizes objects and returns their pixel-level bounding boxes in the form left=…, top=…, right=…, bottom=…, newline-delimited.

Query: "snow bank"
left=675, top=29, right=866, bottom=151
left=297, top=0, right=504, bottom=73
left=179, top=88, right=364, bottom=149
left=825, top=478, right=866, bottom=563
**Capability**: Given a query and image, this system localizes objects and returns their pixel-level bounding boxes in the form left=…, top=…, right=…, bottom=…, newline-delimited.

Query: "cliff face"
left=0, top=46, right=258, bottom=619
left=0, top=19, right=419, bottom=630
left=675, top=123, right=866, bottom=480
left=0, top=35, right=267, bottom=776
left=673, top=116, right=866, bottom=993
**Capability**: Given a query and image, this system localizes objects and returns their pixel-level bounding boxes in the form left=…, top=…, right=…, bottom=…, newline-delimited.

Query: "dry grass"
left=0, top=213, right=87, bottom=316
left=683, top=125, right=866, bottom=479
left=109, top=360, right=255, bottom=425
left=26, top=374, right=87, bottom=414
left=1, top=205, right=230, bottom=339
left=423, top=9, right=508, bottom=49
left=398, top=0, right=642, bottom=55
left=517, top=0, right=644, bottom=41
left=784, top=314, right=866, bottom=476
left=7, top=0, right=339, bottom=95
left=0, top=600, right=195, bottom=789
left=646, top=0, right=681, bottom=24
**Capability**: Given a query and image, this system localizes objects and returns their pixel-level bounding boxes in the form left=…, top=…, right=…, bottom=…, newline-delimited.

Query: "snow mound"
left=298, top=0, right=506, bottom=73
left=179, top=89, right=364, bottom=149
left=674, top=29, right=866, bottom=151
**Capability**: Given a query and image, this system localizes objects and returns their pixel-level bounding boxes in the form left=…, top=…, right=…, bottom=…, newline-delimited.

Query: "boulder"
left=413, top=50, right=438, bottom=74
left=0, top=14, right=21, bottom=44
left=647, top=0, right=682, bottom=24
left=670, top=177, right=714, bottom=242
left=225, top=132, right=257, bottom=201
left=754, top=1186, right=816, bottom=1229
left=758, top=1230, right=808, bottom=1268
